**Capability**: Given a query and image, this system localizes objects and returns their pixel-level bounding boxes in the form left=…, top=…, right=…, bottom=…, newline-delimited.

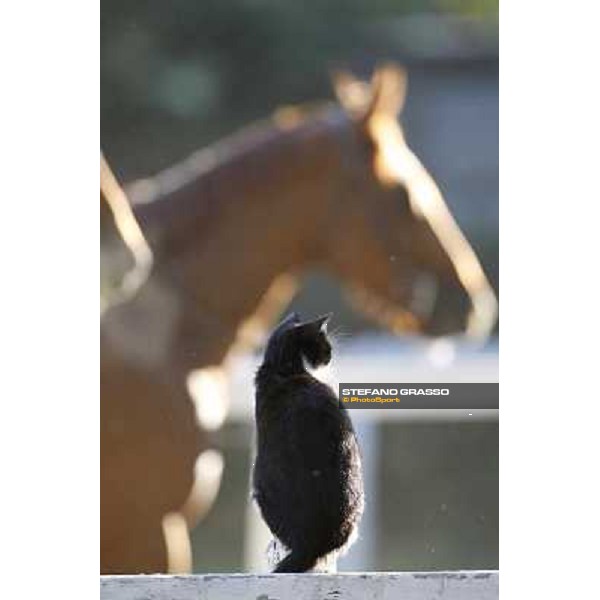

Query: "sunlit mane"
left=368, top=114, right=498, bottom=339
left=127, top=102, right=339, bottom=208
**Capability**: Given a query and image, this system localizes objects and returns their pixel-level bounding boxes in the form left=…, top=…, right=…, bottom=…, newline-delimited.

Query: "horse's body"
left=101, top=65, right=497, bottom=573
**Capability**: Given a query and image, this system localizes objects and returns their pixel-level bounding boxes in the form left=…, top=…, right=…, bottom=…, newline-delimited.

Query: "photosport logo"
left=339, top=383, right=499, bottom=409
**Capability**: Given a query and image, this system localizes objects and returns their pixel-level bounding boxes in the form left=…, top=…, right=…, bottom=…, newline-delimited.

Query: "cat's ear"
left=283, top=312, right=301, bottom=326
left=298, top=313, right=332, bottom=333
left=314, top=313, right=332, bottom=332
left=272, top=312, right=301, bottom=335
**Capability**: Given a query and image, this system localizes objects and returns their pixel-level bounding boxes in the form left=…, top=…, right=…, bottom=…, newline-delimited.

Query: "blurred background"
left=101, top=0, right=498, bottom=573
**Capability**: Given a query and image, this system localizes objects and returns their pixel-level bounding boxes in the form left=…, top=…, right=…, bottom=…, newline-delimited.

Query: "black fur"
left=252, top=313, right=364, bottom=573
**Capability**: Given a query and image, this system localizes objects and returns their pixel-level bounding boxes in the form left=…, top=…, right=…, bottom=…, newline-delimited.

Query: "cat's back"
left=256, top=372, right=356, bottom=467
left=256, top=371, right=346, bottom=429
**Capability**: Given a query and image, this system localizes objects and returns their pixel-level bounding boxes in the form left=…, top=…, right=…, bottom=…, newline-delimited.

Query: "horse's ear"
left=331, top=69, right=373, bottom=118
left=332, top=63, right=408, bottom=122
left=367, top=63, right=408, bottom=119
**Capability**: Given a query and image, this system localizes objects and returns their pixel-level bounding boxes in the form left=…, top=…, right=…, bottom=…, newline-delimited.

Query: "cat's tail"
left=273, top=549, right=319, bottom=573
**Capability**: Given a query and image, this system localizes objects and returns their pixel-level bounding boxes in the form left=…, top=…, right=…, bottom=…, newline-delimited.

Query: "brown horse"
left=101, top=64, right=497, bottom=573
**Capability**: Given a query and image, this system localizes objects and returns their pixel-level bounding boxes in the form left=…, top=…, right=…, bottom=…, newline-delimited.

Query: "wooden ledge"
left=101, top=571, right=499, bottom=599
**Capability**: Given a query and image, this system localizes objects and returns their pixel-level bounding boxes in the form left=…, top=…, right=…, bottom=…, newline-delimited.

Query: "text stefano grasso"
left=341, top=388, right=450, bottom=396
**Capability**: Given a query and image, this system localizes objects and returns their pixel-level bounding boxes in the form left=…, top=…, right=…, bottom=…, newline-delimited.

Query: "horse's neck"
left=114, top=109, right=350, bottom=372
left=131, top=108, right=348, bottom=252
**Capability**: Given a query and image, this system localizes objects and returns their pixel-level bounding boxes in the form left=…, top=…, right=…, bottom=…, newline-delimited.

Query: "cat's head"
left=263, top=312, right=333, bottom=372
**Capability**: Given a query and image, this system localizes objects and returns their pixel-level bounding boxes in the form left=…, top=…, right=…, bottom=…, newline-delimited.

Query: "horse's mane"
left=126, top=101, right=343, bottom=209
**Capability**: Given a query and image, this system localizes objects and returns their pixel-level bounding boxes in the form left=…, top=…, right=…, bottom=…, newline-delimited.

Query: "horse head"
left=326, top=64, right=497, bottom=339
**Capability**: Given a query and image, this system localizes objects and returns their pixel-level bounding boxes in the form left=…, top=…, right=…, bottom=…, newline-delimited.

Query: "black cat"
left=252, top=312, right=364, bottom=572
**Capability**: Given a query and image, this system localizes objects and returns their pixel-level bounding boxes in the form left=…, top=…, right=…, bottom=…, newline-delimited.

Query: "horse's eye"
left=395, top=185, right=411, bottom=214
left=349, top=127, right=375, bottom=159
left=359, top=135, right=376, bottom=158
